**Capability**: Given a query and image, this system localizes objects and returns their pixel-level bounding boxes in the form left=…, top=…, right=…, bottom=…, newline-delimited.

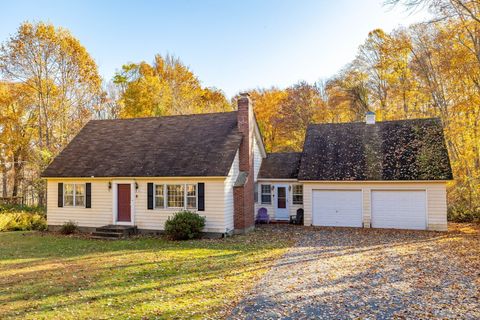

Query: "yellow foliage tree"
left=114, top=54, right=231, bottom=118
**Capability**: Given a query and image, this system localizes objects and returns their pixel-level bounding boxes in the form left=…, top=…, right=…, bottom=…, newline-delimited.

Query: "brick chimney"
left=237, top=93, right=253, bottom=171
left=233, top=92, right=255, bottom=233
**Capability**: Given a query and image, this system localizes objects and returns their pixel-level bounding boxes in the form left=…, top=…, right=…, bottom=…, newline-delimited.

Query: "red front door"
left=117, top=184, right=131, bottom=222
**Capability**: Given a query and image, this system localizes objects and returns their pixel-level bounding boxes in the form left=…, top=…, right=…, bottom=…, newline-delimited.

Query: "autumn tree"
left=0, top=82, right=36, bottom=198
left=113, top=54, right=231, bottom=118
left=325, top=68, right=371, bottom=121
left=248, top=88, right=287, bottom=152
left=277, top=82, right=326, bottom=150
left=0, top=21, right=102, bottom=204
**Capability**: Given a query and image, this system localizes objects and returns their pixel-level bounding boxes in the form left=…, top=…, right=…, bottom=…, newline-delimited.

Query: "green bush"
left=60, top=220, right=78, bottom=235
left=0, top=211, right=47, bottom=231
left=164, top=210, right=206, bottom=240
left=448, top=205, right=480, bottom=223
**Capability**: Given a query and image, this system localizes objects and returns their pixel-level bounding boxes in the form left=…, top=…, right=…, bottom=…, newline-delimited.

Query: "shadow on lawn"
left=0, top=228, right=290, bottom=319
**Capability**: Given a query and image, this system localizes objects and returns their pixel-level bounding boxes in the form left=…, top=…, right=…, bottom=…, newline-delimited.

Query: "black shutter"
left=85, top=183, right=92, bottom=208
left=147, top=183, right=154, bottom=210
left=58, top=183, right=63, bottom=207
left=198, top=183, right=205, bottom=211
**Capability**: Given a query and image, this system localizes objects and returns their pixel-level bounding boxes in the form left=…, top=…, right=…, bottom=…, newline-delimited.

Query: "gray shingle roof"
left=42, top=112, right=242, bottom=178
left=298, top=118, right=453, bottom=181
left=258, top=152, right=302, bottom=179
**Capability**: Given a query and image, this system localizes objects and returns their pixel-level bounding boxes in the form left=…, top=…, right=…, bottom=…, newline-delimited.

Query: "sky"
left=0, top=0, right=430, bottom=97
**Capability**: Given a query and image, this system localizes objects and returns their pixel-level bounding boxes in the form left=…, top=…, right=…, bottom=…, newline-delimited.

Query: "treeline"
left=0, top=0, right=478, bottom=218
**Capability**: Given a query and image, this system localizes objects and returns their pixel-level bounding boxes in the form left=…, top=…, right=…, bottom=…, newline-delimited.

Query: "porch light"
left=271, top=185, right=275, bottom=191
left=135, top=182, right=139, bottom=190
left=289, top=185, right=291, bottom=191
left=108, top=182, right=112, bottom=190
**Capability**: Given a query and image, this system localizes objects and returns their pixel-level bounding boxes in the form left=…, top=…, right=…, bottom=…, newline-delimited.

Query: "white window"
left=64, top=183, right=85, bottom=207
left=155, top=184, right=165, bottom=208
left=186, top=184, right=197, bottom=209
left=64, top=184, right=74, bottom=206
left=167, top=184, right=185, bottom=208
left=261, top=184, right=272, bottom=204
left=154, top=184, right=198, bottom=210
left=292, top=185, right=303, bottom=205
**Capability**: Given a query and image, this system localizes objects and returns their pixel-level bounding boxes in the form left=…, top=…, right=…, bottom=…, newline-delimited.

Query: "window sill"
left=154, top=208, right=198, bottom=211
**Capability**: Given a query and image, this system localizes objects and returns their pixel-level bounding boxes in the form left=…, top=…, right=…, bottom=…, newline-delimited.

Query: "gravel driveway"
left=230, top=224, right=480, bottom=319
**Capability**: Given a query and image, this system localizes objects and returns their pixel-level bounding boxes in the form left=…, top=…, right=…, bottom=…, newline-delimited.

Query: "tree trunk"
left=11, top=152, right=24, bottom=198
left=1, top=161, right=7, bottom=198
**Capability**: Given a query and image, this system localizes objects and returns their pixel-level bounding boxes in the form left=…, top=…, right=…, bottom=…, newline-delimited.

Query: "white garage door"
left=312, top=190, right=363, bottom=227
left=371, top=190, right=426, bottom=230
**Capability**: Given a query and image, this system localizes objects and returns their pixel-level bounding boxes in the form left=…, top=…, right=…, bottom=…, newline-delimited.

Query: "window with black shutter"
left=197, top=183, right=205, bottom=211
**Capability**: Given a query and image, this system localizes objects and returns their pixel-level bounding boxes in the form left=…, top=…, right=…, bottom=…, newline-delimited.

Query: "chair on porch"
left=256, top=207, right=270, bottom=224
left=290, top=208, right=304, bottom=225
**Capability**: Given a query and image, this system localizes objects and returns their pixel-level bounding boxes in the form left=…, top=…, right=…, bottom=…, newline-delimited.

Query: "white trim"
left=257, top=178, right=298, bottom=182
left=63, top=183, right=86, bottom=208
left=153, top=183, right=198, bottom=211
left=300, top=180, right=450, bottom=183
left=292, top=184, right=303, bottom=205
left=274, top=184, right=290, bottom=221
left=111, top=180, right=136, bottom=226
left=260, top=184, right=272, bottom=205
left=153, top=184, right=166, bottom=209
left=45, top=176, right=226, bottom=180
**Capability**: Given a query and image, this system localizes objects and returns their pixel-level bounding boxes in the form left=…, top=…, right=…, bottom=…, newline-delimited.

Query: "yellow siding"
left=303, top=181, right=448, bottom=231
left=47, top=177, right=230, bottom=233
left=47, top=179, right=112, bottom=228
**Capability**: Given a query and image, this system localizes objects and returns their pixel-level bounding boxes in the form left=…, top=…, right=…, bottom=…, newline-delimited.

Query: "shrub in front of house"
left=60, top=220, right=78, bottom=235
left=164, top=210, right=206, bottom=240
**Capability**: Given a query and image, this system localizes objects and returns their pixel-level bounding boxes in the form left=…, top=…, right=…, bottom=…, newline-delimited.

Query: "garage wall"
left=302, top=181, right=447, bottom=231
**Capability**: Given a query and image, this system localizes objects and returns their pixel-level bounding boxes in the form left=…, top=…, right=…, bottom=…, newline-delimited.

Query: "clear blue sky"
left=0, top=0, right=429, bottom=97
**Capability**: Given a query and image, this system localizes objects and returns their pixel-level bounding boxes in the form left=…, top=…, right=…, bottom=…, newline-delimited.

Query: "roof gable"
left=42, top=112, right=242, bottom=178
left=298, top=118, right=453, bottom=181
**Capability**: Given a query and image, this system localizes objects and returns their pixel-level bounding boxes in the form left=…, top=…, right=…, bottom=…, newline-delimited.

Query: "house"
left=42, top=93, right=453, bottom=235
left=42, top=94, right=265, bottom=235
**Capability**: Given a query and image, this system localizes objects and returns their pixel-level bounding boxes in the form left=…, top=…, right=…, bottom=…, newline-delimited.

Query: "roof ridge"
left=90, top=111, right=237, bottom=122
left=307, top=117, right=441, bottom=129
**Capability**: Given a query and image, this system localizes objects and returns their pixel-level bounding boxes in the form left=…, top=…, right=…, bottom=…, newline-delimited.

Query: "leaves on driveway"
left=231, top=223, right=480, bottom=319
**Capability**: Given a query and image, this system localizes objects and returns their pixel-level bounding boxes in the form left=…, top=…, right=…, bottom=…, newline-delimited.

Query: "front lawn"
left=0, top=228, right=291, bottom=319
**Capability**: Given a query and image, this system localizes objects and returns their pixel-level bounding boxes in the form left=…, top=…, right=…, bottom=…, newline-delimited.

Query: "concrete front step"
left=92, top=231, right=124, bottom=238
left=91, top=225, right=137, bottom=240
left=90, top=235, right=122, bottom=240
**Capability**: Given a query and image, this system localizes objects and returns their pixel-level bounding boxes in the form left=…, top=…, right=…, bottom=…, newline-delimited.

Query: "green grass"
left=0, top=228, right=291, bottom=319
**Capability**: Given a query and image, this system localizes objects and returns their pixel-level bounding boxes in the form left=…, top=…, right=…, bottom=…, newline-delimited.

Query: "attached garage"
left=371, top=190, right=426, bottom=230
left=312, top=190, right=362, bottom=227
